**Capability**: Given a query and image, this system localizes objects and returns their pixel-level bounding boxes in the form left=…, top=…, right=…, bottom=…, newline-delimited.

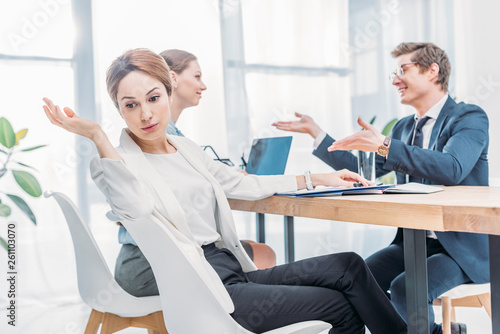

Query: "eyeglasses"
left=389, top=62, right=418, bottom=81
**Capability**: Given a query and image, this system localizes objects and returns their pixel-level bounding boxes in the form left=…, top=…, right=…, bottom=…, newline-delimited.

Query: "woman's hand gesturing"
left=43, top=97, right=121, bottom=161
left=42, top=97, right=101, bottom=140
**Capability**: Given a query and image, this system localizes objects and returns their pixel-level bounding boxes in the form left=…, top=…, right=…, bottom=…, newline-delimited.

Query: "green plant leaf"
left=381, top=118, right=398, bottom=137
left=6, top=194, right=36, bottom=225
left=15, top=129, right=28, bottom=145
left=0, top=203, right=11, bottom=217
left=376, top=171, right=397, bottom=185
left=21, top=145, right=47, bottom=152
left=0, top=237, right=8, bottom=252
left=15, top=162, right=36, bottom=170
left=0, top=118, right=16, bottom=149
left=12, top=170, right=42, bottom=197
left=369, top=116, right=377, bottom=125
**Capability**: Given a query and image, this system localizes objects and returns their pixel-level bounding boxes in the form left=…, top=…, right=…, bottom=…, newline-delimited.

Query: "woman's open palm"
left=42, top=97, right=100, bottom=139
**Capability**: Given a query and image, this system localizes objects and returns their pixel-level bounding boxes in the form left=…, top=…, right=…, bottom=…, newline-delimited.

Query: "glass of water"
left=357, top=151, right=376, bottom=183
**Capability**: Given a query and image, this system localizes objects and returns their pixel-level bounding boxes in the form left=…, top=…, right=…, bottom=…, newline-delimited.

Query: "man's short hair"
left=391, top=42, right=451, bottom=92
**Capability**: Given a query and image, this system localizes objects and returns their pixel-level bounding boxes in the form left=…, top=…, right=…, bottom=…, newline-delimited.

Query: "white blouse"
left=143, top=151, right=221, bottom=246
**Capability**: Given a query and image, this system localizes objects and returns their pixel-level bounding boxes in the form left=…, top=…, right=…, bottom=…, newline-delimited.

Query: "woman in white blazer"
left=42, top=49, right=407, bottom=334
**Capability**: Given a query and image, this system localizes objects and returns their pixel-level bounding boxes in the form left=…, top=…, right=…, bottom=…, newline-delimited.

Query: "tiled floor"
left=0, top=300, right=492, bottom=334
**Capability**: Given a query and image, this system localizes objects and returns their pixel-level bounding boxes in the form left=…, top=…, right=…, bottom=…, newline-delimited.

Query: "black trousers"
left=202, top=243, right=407, bottom=334
left=365, top=238, right=471, bottom=334
left=115, top=243, right=406, bottom=334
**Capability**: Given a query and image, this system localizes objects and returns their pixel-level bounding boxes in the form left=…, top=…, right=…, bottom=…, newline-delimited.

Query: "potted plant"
left=367, top=116, right=398, bottom=137
left=0, top=117, right=45, bottom=251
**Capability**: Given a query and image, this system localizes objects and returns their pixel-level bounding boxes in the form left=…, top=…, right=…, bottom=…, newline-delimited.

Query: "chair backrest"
left=45, top=191, right=160, bottom=317
left=122, top=215, right=332, bottom=334
left=439, top=283, right=491, bottom=299
left=121, top=214, right=248, bottom=333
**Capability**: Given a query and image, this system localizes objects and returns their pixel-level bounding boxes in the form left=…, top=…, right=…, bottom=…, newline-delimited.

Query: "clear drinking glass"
left=357, top=151, right=376, bottom=183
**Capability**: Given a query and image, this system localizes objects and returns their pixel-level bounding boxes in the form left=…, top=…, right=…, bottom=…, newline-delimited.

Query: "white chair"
left=120, top=213, right=332, bottom=334
left=45, top=191, right=167, bottom=334
left=434, top=283, right=491, bottom=334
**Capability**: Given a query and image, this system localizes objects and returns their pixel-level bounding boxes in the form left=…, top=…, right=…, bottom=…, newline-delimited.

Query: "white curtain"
left=454, top=0, right=500, bottom=185
left=0, top=1, right=82, bottom=332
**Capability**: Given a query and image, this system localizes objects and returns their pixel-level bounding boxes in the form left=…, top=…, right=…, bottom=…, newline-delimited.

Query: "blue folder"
left=276, top=184, right=395, bottom=197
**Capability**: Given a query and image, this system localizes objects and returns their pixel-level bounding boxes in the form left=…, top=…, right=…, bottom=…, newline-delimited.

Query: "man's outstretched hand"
left=328, top=117, right=386, bottom=152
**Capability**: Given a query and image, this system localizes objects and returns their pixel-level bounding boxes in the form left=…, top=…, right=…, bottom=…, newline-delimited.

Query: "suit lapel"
left=428, top=96, right=455, bottom=150
left=402, top=117, right=416, bottom=145
left=167, top=135, right=225, bottom=200
left=117, top=129, right=196, bottom=240
left=397, top=117, right=419, bottom=184
left=168, top=135, right=230, bottom=235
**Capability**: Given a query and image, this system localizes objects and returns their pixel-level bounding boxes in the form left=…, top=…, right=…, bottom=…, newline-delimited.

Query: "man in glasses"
left=273, top=42, right=488, bottom=334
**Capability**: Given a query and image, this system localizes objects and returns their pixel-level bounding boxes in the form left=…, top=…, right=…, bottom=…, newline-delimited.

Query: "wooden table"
left=228, top=186, right=500, bottom=334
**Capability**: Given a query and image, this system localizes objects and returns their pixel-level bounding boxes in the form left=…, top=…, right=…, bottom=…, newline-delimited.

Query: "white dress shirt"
left=411, top=93, right=448, bottom=149
left=410, top=93, right=448, bottom=239
left=313, top=131, right=327, bottom=149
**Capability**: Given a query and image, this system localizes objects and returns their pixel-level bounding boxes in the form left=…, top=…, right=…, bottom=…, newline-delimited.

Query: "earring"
left=174, top=85, right=178, bottom=91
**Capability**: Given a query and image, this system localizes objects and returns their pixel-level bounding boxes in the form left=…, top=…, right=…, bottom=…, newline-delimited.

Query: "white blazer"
left=90, top=129, right=297, bottom=312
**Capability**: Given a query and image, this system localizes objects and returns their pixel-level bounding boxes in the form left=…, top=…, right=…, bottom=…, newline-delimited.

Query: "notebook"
left=245, top=136, right=293, bottom=175
left=383, top=183, right=444, bottom=194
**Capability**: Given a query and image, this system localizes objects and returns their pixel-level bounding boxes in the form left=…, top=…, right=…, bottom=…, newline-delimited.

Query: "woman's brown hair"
left=159, top=49, right=197, bottom=74
left=106, top=48, right=172, bottom=109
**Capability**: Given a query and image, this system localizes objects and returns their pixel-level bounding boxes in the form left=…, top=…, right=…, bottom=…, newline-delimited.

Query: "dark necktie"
left=409, top=116, right=430, bottom=183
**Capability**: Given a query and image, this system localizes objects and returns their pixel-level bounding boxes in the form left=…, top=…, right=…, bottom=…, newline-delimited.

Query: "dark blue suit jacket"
left=313, top=97, right=490, bottom=283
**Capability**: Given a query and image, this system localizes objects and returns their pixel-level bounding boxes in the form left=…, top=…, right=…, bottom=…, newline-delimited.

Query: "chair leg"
left=85, top=310, right=167, bottom=334
left=149, top=311, right=169, bottom=334
left=84, top=309, right=103, bottom=334
left=442, top=297, right=452, bottom=334
left=131, top=311, right=169, bottom=334
left=477, top=293, right=492, bottom=318
left=100, top=313, right=131, bottom=334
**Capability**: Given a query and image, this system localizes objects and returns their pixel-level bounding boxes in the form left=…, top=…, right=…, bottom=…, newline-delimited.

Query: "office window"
left=0, top=0, right=74, bottom=58
left=221, top=0, right=352, bottom=171
left=0, top=0, right=82, bottom=314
